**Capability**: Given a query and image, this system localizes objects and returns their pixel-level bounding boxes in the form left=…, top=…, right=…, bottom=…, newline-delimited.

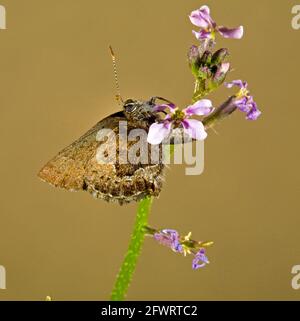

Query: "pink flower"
left=152, top=229, right=211, bottom=270
left=189, top=5, right=244, bottom=40
left=225, top=80, right=262, bottom=120
left=147, top=100, right=214, bottom=145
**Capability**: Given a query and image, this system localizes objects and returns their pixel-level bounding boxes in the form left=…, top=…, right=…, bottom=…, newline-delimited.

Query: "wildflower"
left=147, top=100, right=214, bottom=145
left=151, top=228, right=212, bottom=270
left=225, top=80, right=261, bottom=120
left=189, top=5, right=244, bottom=40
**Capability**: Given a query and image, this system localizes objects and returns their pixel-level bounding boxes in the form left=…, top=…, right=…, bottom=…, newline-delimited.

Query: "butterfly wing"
left=38, top=111, right=164, bottom=204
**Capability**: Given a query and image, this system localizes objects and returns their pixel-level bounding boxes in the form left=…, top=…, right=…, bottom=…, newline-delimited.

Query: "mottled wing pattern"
left=38, top=112, right=164, bottom=204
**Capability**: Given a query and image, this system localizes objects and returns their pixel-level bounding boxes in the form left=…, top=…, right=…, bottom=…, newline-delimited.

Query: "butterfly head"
left=123, top=96, right=174, bottom=123
left=123, top=98, right=156, bottom=122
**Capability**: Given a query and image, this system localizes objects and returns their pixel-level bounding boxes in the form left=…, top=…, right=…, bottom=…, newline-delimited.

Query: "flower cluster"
left=143, top=5, right=262, bottom=275
left=188, top=46, right=231, bottom=99
left=145, top=227, right=213, bottom=270
left=146, top=4, right=261, bottom=146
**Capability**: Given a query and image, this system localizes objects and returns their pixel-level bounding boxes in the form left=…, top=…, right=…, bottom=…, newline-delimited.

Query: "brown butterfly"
left=38, top=47, right=186, bottom=205
left=38, top=96, right=176, bottom=205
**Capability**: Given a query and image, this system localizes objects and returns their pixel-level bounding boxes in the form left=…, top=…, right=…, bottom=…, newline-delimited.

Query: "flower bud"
left=188, top=45, right=201, bottom=77
left=202, top=96, right=237, bottom=129
left=212, top=62, right=230, bottom=84
left=211, top=48, right=229, bottom=65
left=198, top=66, right=211, bottom=80
left=188, top=45, right=200, bottom=65
left=199, top=50, right=212, bottom=65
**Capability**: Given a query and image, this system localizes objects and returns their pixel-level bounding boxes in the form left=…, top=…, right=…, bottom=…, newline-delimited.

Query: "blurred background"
left=0, top=0, right=299, bottom=300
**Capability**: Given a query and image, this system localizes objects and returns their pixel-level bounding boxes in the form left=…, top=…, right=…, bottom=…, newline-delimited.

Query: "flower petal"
left=199, top=5, right=216, bottom=26
left=234, top=96, right=253, bottom=112
left=153, top=103, right=176, bottom=113
left=225, top=79, right=247, bottom=89
left=199, top=5, right=210, bottom=16
left=192, top=249, right=209, bottom=270
left=189, top=7, right=212, bottom=28
left=217, top=26, right=244, bottom=39
left=192, top=29, right=212, bottom=40
left=182, top=119, right=207, bottom=140
left=246, top=103, right=261, bottom=120
left=184, top=99, right=213, bottom=116
left=189, top=13, right=208, bottom=29
left=147, top=122, right=171, bottom=145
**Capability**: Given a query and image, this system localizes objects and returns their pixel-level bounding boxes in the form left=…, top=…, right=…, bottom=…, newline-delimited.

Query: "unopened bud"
left=211, top=48, right=229, bottom=65
left=212, top=62, right=230, bottom=84
left=200, top=50, right=212, bottom=65
left=198, top=66, right=211, bottom=80
left=188, top=45, right=200, bottom=65
left=188, top=45, right=201, bottom=77
left=202, top=96, right=237, bottom=129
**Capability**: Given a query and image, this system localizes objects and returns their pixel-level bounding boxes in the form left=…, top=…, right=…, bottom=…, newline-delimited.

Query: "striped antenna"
left=109, top=46, right=123, bottom=105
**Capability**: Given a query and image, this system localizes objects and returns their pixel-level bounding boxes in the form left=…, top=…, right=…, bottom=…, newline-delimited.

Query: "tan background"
left=0, top=0, right=299, bottom=300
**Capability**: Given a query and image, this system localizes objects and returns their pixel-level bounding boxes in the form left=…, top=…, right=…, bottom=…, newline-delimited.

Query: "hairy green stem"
left=109, top=80, right=231, bottom=301
left=110, top=196, right=153, bottom=301
left=110, top=146, right=173, bottom=301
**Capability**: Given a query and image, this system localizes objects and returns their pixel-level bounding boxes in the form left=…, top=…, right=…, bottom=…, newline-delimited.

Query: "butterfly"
left=38, top=96, right=177, bottom=205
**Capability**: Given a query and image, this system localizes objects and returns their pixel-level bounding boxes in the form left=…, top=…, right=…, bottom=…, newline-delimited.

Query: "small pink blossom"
left=147, top=100, right=214, bottom=145
left=189, top=5, right=244, bottom=40
left=225, top=80, right=262, bottom=120
left=153, top=229, right=211, bottom=270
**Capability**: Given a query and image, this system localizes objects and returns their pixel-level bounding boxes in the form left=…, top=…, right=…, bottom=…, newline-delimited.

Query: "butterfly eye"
left=124, top=99, right=134, bottom=104
left=124, top=100, right=138, bottom=113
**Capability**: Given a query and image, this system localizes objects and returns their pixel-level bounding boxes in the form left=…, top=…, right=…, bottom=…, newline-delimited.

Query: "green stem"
left=110, top=196, right=153, bottom=301
left=109, top=92, right=234, bottom=301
